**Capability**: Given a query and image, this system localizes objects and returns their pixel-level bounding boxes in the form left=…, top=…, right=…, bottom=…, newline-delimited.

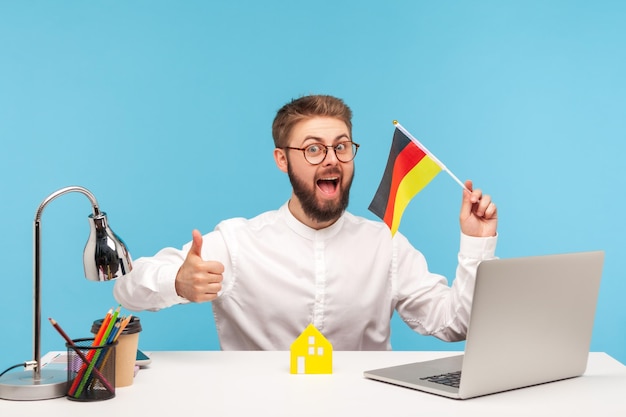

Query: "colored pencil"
left=96, top=314, right=134, bottom=377
left=115, top=314, right=133, bottom=339
left=68, top=306, right=119, bottom=396
left=73, top=306, right=121, bottom=397
left=48, top=318, right=114, bottom=394
left=73, top=307, right=111, bottom=378
left=93, top=308, right=113, bottom=345
left=67, top=311, right=110, bottom=396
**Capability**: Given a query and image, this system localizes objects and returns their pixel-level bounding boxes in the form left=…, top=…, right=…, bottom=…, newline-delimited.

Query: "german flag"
left=369, top=124, right=443, bottom=236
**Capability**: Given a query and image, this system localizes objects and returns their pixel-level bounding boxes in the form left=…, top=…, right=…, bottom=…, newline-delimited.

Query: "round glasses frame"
left=282, top=141, right=360, bottom=165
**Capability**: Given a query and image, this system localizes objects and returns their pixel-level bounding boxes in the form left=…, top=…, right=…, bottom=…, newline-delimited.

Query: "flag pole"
left=393, top=120, right=469, bottom=191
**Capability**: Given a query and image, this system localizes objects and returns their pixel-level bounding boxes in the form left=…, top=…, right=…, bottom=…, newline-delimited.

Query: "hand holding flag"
left=459, top=179, right=498, bottom=238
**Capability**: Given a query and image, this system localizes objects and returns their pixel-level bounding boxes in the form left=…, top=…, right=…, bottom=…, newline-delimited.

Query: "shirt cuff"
left=459, top=232, right=498, bottom=260
left=157, top=264, right=190, bottom=305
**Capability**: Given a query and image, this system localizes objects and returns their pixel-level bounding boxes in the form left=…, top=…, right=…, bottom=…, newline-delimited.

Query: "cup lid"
left=92, top=316, right=142, bottom=335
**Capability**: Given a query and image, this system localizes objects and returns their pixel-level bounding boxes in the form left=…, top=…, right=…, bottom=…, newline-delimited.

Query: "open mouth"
left=317, top=177, right=339, bottom=195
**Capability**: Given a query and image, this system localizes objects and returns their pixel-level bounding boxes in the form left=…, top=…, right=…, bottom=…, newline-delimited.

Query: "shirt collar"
left=281, top=202, right=345, bottom=241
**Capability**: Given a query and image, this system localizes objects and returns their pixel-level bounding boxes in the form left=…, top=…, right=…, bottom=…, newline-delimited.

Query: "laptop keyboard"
left=420, top=371, right=462, bottom=388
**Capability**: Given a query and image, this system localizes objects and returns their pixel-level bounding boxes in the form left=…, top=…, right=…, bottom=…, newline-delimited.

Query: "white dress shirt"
left=113, top=202, right=497, bottom=350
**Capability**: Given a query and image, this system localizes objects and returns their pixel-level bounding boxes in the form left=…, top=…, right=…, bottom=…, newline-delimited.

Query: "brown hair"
left=272, top=95, right=353, bottom=148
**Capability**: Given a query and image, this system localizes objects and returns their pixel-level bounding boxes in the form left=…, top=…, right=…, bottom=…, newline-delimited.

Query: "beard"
left=287, top=164, right=354, bottom=224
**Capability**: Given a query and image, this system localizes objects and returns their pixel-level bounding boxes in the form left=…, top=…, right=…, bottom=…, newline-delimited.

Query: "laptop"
left=364, top=251, right=605, bottom=399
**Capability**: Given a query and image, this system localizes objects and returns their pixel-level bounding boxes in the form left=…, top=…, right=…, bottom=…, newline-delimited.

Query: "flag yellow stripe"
left=389, top=155, right=442, bottom=235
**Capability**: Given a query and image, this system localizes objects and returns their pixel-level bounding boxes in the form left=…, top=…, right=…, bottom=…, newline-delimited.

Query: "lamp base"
left=0, top=368, right=66, bottom=400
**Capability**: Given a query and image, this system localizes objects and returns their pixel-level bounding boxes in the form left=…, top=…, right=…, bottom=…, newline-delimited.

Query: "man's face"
left=278, top=117, right=355, bottom=225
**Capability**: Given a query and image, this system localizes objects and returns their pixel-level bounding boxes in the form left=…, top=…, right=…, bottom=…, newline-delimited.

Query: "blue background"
left=1, top=1, right=625, bottom=367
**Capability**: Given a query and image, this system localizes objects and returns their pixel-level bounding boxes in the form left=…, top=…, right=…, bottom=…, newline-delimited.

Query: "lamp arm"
left=35, top=186, right=100, bottom=222
left=32, top=186, right=101, bottom=380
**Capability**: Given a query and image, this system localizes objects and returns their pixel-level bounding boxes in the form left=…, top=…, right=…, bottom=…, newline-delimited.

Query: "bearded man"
left=113, top=95, right=498, bottom=350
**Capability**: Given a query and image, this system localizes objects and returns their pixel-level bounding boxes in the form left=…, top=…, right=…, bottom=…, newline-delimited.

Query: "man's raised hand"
left=175, top=229, right=224, bottom=302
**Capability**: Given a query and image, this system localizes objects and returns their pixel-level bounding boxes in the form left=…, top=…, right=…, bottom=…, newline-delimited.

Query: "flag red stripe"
left=382, top=142, right=427, bottom=226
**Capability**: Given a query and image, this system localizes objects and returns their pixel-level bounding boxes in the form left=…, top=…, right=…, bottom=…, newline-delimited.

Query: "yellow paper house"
left=290, top=324, right=333, bottom=374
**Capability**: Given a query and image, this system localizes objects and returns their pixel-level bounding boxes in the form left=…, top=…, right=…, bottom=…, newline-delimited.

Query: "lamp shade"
left=84, top=212, right=132, bottom=281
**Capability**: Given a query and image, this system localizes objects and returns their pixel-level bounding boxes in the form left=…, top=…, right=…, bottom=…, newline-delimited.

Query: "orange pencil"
left=94, top=308, right=114, bottom=345
left=114, top=314, right=133, bottom=341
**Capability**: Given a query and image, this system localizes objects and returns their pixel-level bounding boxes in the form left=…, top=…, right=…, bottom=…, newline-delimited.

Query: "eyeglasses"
left=283, top=141, right=360, bottom=165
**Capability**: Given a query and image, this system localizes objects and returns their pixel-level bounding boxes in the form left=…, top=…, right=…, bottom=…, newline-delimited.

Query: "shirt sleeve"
left=393, top=232, right=497, bottom=342
left=113, top=230, right=232, bottom=312
left=113, top=246, right=189, bottom=312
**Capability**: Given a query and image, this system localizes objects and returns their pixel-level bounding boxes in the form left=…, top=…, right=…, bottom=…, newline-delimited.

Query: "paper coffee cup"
left=92, top=316, right=142, bottom=387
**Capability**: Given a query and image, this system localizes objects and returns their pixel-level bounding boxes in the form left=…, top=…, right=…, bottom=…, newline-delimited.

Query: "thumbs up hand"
left=175, top=229, right=224, bottom=302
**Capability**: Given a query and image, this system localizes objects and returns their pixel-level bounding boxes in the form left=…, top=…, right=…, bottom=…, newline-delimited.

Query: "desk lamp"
left=0, top=186, right=132, bottom=401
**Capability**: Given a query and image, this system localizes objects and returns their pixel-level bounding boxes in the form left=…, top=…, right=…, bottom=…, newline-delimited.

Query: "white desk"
left=2, top=351, right=625, bottom=416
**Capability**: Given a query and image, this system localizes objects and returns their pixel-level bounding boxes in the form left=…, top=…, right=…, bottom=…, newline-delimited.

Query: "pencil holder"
left=65, top=337, right=117, bottom=401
